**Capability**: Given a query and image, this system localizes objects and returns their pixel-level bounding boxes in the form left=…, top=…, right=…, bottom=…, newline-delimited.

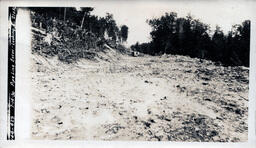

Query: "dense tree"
left=30, top=7, right=128, bottom=44
left=147, top=12, right=178, bottom=54
left=120, top=25, right=129, bottom=42
left=225, top=20, right=250, bottom=66
left=30, top=7, right=129, bottom=62
left=132, top=12, right=250, bottom=67
left=211, top=26, right=226, bottom=61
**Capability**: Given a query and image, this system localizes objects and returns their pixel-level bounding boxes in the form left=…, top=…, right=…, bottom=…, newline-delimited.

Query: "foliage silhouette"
left=131, top=12, right=250, bottom=67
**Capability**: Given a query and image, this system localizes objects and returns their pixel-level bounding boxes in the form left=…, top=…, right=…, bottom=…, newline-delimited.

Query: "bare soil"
left=31, top=49, right=248, bottom=142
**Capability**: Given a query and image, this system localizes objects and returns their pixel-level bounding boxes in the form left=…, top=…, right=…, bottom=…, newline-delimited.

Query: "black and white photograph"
left=1, top=0, right=255, bottom=145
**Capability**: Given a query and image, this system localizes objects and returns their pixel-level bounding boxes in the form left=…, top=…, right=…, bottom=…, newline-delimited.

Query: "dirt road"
left=31, top=50, right=249, bottom=142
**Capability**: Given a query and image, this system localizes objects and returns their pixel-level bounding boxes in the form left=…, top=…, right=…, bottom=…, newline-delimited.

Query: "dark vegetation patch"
left=31, top=7, right=129, bottom=63
left=194, top=66, right=249, bottom=84
left=163, top=113, right=222, bottom=142
left=137, top=112, right=233, bottom=142
left=131, top=12, right=250, bottom=67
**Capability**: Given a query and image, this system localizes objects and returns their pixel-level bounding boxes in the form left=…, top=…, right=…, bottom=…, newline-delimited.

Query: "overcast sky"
left=87, top=0, right=255, bottom=46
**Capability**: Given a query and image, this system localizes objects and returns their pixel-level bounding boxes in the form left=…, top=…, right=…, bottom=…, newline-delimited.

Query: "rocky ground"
left=31, top=48, right=249, bottom=142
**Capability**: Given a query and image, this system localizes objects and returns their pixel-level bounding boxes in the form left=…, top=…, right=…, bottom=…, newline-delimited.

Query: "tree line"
left=30, top=7, right=128, bottom=43
left=131, top=12, right=250, bottom=67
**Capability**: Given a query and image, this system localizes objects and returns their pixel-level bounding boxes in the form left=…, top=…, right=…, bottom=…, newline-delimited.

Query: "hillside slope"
left=31, top=48, right=249, bottom=142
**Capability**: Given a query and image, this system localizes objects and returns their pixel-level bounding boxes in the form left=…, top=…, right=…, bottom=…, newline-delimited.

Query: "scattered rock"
left=204, top=98, right=212, bottom=101
left=58, top=105, right=62, bottom=109
left=202, top=82, right=208, bottom=85
left=143, top=121, right=151, bottom=128
left=133, top=116, right=138, bottom=120
left=144, top=80, right=153, bottom=84
left=176, top=85, right=186, bottom=92
left=148, top=118, right=155, bottom=123
left=41, top=108, right=50, bottom=113
left=147, top=109, right=152, bottom=114
left=35, top=119, right=40, bottom=124
left=105, top=124, right=125, bottom=134
left=160, top=96, right=167, bottom=100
